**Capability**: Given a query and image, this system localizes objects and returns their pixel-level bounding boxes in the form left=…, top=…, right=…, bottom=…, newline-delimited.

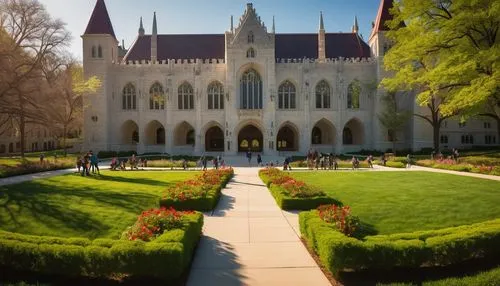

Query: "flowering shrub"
left=162, top=168, right=234, bottom=201
left=260, top=167, right=325, bottom=198
left=121, top=207, right=190, bottom=241
left=318, top=204, right=359, bottom=236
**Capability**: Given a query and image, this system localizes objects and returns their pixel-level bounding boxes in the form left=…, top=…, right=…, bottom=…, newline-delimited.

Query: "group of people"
left=306, top=150, right=340, bottom=170
left=76, top=151, right=99, bottom=176
left=110, top=154, right=148, bottom=171
left=197, top=155, right=226, bottom=170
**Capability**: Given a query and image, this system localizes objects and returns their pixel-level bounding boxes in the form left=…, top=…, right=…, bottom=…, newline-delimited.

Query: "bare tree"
left=0, top=0, right=70, bottom=157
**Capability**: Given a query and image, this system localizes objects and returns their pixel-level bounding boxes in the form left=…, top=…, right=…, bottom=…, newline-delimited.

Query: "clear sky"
left=39, top=0, right=381, bottom=60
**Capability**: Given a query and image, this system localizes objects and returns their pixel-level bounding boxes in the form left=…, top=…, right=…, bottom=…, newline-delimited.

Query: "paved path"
left=187, top=167, right=331, bottom=286
left=0, top=168, right=78, bottom=186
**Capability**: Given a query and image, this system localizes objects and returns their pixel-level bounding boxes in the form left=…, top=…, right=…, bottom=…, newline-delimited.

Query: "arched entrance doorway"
left=205, top=126, right=224, bottom=152
left=343, top=118, right=364, bottom=145
left=121, top=120, right=139, bottom=144
left=277, top=124, right=299, bottom=151
left=238, top=125, right=263, bottom=152
left=145, top=120, right=165, bottom=145
left=174, top=121, right=195, bottom=146
left=311, top=118, right=335, bottom=145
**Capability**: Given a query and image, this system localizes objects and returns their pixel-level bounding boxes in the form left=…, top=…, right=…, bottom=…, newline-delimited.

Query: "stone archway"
left=205, top=126, right=224, bottom=152
left=174, top=121, right=195, bottom=146
left=121, top=120, right=139, bottom=144
left=277, top=123, right=299, bottom=151
left=311, top=118, right=336, bottom=145
left=145, top=120, right=165, bottom=145
left=343, top=118, right=364, bottom=145
left=238, top=125, right=263, bottom=152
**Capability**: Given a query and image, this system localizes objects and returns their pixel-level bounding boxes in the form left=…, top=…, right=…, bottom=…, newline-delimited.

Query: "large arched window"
left=207, top=81, right=224, bottom=110
left=347, top=79, right=361, bottom=109
left=315, top=80, right=331, bottom=109
left=246, top=48, right=255, bottom=58
left=91, top=46, right=96, bottom=58
left=178, top=82, right=194, bottom=110
left=97, top=45, right=103, bottom=58
left=278, top=80, right=296, bottom=109
left=240, top=69, right=262, bottom=109
left=149, top=82, right=165, bottom=110
left=122, top=83, right=136, bottom=110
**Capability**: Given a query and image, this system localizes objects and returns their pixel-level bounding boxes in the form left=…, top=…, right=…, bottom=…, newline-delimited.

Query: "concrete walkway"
left=187, top=167, right=331, bottom=286
left=0, top=168, right=78, bottom=186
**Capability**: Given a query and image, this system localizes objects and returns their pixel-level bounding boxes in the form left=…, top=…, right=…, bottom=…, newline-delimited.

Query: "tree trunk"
left=63, top=125, right=67, bottom=156
left=433, top=122, right=440, bottom=152
left=20, top=114, right=25, bottom=158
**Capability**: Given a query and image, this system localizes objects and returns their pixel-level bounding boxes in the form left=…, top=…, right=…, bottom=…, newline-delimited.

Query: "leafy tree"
left=383, top=0, right=500, bottom=144
left=377, top=91, right=411, bottom=155
left=45, top=63, right=101, bottom=156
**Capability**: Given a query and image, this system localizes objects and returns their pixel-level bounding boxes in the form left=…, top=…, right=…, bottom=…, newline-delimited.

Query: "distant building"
left=81, top=0, right=498, bottom=156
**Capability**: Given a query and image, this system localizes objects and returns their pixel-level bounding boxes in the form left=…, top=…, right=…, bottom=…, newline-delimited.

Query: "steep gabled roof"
left=123, top=33, right=371, bottom=62
left=370, top=0, right=395, bottom=40
left=84, top=0, right=116, bottom=39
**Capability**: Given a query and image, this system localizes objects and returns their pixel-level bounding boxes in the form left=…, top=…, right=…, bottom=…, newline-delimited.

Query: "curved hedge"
left=300, top=211, right=500, bottom=276
left=159, top=169, right=233, bottom=211
left=0, top=213, right=203, bottom=280
left=259, top=169, right=340, bottom=210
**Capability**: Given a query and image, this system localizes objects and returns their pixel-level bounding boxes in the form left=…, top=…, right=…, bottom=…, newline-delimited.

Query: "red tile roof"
left=84, top=0, right=116, bottom=39
left=370, top=0, right=399, bottom=40
left=123, top=33, right=370, bottom=62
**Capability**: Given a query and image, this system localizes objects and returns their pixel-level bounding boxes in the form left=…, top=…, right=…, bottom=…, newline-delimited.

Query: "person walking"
left=90, top=151, right=100, bottom=174
left=76, top=156, right=82, bottom=173
left=406, top=154, right=412, bottom=168
left=202, top=156, right=207, bottom=171
left=367, top=155, right=373, bottom=168
left=246, top=150, right=252, bottom=165
left=257, top=154, right=262, bottom=166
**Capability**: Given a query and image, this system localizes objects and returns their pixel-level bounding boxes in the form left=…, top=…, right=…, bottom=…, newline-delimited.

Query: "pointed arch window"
left=248, top=31, right=254, bottom=43
left=278, top=80, right=296, bottom=109
left=315, top=80, right=331, bottom=109
left=240, top=69, right=262, bottom=109
left=97, top=45, right=103, bottom=58
left=208, top=81, right=224, bottom=110
left=178, top=82, right=194, bottom=110
left=149, top=82, right=165, bottom=110
left=246, top=48, right=255, bottom=58
left=122, top=83, right=136, bottom=110
left=91, top=46, right=96, bottom=58
left=347, top=79, right=361, bottom=109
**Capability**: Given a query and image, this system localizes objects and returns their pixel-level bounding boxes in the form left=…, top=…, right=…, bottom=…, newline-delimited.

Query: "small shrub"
left=318, top=204, right=359, bottom=236
left=121, top=207, right=189, bottom=242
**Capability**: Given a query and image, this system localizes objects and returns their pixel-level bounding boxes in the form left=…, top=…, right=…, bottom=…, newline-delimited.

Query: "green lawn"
left=291, top=171, right=500, bottom=235
left=0, top=171, right=198, bottom=239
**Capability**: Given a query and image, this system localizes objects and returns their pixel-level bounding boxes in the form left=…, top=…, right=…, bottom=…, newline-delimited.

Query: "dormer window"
left=246, top=48, right=255, bottom=58
left=98, top=45, right=103, bottom=58
left=248, top=31, right=254, bottom=43
left=91, top=46, right=96, bottom=58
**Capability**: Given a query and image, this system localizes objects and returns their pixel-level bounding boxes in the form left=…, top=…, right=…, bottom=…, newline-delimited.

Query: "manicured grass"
left=291, top=171, right=500, bottom=234
left=0, top=171, right=198, bottom=239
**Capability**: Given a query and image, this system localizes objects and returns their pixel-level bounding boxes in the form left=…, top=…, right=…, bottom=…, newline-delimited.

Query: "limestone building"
left=81, top=0, right=498, bottom=156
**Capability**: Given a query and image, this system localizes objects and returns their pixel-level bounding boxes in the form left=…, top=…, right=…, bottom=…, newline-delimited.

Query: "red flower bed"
left=318, top=204, right=359, bottom=236
left=121, top=207, right=192, bottom=241
left=261, top=167, right=325, bottom=198
left=163, top=168, right=233, bottom=201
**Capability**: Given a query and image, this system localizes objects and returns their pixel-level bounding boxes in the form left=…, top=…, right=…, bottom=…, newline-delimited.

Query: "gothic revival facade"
left=81, top=0, right=497, bottom=156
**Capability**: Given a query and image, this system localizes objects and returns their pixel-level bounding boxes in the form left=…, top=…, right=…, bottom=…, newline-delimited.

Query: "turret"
left=352, top=16, right=359, bottom=34
left=138, top=17, right=145, bottom=36
left=318, top=11, right=326, bottom=61
left=151, top=12, right=158, bottom=62
left=82, top=0, right=118, bottom=63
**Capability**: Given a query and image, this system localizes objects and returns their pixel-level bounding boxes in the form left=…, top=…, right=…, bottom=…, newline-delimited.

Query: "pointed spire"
left=122, top=39, right=125, bottom=48
left=230, top=15, right=234, bottom=32
left=152, top=12, right=157, bottom=35
left=352, top=16, right=359, bottom=34
left=319, top=11, right=324, bottom=31
left=138, top=17, right=145, bottom=36
left=272, top=16, right=275, bottom=33
left=84, top=0, right=116, bottom=39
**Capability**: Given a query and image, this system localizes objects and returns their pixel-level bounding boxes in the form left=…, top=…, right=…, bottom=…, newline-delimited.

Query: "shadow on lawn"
left=0, top=180, right=162, bottom=238
left=90, top=173, right=176, bottom=187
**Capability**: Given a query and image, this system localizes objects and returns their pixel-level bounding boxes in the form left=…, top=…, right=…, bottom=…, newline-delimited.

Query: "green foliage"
left=0, top=213, right=203, bottom=280
left=383, top=0, right=499, bottom=124
left=300, top=211, right=500, bottom=276
left=377, top=92, right=411, bottom=146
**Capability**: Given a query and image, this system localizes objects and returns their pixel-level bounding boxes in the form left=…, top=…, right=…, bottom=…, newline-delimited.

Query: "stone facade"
left=81, top=1, right=498, bottom=156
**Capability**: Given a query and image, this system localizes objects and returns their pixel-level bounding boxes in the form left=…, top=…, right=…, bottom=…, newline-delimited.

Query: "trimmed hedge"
left=159, top=170, right=233, bottom=211
left=259, top=170, right=340, bottom=210
left=0, top=213, right=203, bottom=280
left=300, top=211, right=500, bottom=276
